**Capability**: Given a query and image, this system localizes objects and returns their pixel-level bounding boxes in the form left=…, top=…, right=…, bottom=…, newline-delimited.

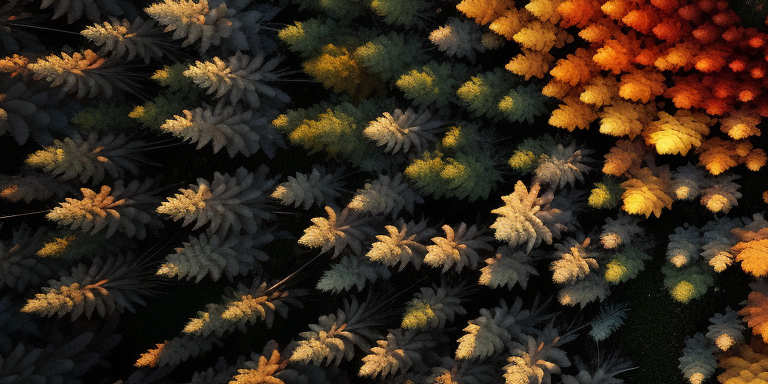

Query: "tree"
left=48, top=180, right=158, bottom=239
left=156, top=166, right=275, bottom=236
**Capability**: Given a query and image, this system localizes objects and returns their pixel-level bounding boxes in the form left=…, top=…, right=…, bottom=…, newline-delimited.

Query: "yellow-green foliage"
left=303, top=44, right=379, bottom=100
left=662, top=264, right=715, bottom=304
left=589, top=179, right=623, bottom=209
left=604, top=246, right=651, bottom=284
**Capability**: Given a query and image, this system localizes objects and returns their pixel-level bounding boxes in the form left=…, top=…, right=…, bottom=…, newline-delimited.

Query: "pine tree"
left=456, top=68, right=515, bottom=120
left=363, top=108, right=444, bottom=154
left=366, top=219, right=435, bottom=271
left=401, top=282, right=467, bottom=330
left=298, top=206, right=378, bottom=258
left=157, top=166, right=275, bottom=236
left=160, top=101, right=284, bottom=158
left=491, top=181, right=569, bottom=253
left=27, top=50, right=137, bottom=99
left=707, top=307, right=745, bottom=351
left=479, top=246, right=538, bottom=290
left=423, top=223, right=493, bottom=273
left=316, top=255, right=391, bottom=293
left=504, top=324, right=575, bottom=384
left=0, top=76, right=67, bottom=145
left=353, top=32, right=428, bottom=81
left=395, top=61, right=470, bottom=110
left=183, top=280, right=304, bottom=338
left=678, top=333, right=718, bottom=384
left=589, top=302, right=629, bottom=342
left=302, top=44, right=377, bottom=100
left=347, top=173, right=423, bottom=218
left=271, top=166, right=345, bottom=210
left=21, top=254, right=151, bottom=320
left=80, top=16, right=168, bottom=63
left=359, top=329, right=435, bottom=378
left=0, top=226, right=58, bottom=293
left=25, top=132, right=146, bottom=184
left=145, top=0, right=236, bottom=52
left=47, top=179, right=158, bottom=239
left=429, top=18, right=486, bottom=62
left=278, top=18, right=345, bottom=58
left=369, top=0, right=430, bottom=27
left=289, top=298, right=381, bottom=366
left=700, top=174, right=741, bottom=214
left=498, top=83, right=549, bottom=124
left=599, top=214, right=644, bottom=249
left=184, top=52, right=289, bottom=109
left=156, top=231, right=271, bottom=283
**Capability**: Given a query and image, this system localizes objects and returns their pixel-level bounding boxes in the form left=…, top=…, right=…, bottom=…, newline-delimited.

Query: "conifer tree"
left=353, top=32, right=428, bottom=81
left=160, top=101, right=284, bottom=158
left=183, top=279, right=305, bottom=338
left=504, top=324, right=575, bottom=384
left=28, top=50, right=135, bottom=99
left=40, top=0, right=125, bottom=24
left=490, top=181, right=569, bottom=253
left=278, top=18, right=347, bottom=58
left=700, top=174, right=741, bottom=214
left=0, top=172, right=74, bottom=203
left=589, top=302, right=629, bottom=342
left=401, top=282, right=467, bottom=330
left=366, top=219, right=435, bottom=271
left=707, top=307, right=744, bottom=351
left=429, top=18, right=486, bottom=62
left=25, top=132, right=146, bottom=184
left=667, top=224, right=703, bottom=268
left=347, top=173, right=423, bottom=218
left=423, top=223, right=493, bottom=273
left=289, top=298, right=381, bottom=366
left=456, top=68, right=515, bottom=120
left=479, top=246, right=538, bottom=290
left=316, top=255, right=391, bottom=293
left=48, top=179, right=158, bottom=239
left=0, top=226, right=59, bottom=293
left=363, top=108, right=444, bottom=155
left=358, top=329, right=435, bottom=378
left=498, top=83, right=550, bottom=124
left=678, top=333, right=718, bottom=384
left=22, top=254, right=151, bottom=320
left=603, top=246, right=652, bottom=284
left=395, top=61, right=470, bottom=110
left=145, top=0, right=240, bottom=52
left=274, top=99, right=389, bottom=171
left=0, top=76, right=67, bottom=145
left=739, top=281, right=768, bottom=344
left=670, top=163, right=708, bottom=201
left=599, top=214, right=644, bottom=250
left=81, top=16, right=168, bottom=63
left=157, top=166, right=275, bottom=237
left=184, top=52, right=289, bottom=109
left=701, top=217, right=741, bottom=273
left=302, top=44, right=377, bottom=100
left=271, top=166, right=346, bottom=210
left=298, top=206, right=378, bottom=258
left=156, top=231, right=271, bottom=283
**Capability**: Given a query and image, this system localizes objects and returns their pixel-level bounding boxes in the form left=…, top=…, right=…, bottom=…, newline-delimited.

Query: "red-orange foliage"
left=594, top=39, right=636, bottom=74
left=622, top=5, right=660, bottom=35
left=739, top=282, right=768, bottom=344
left=557, top=0, right=601, bottom=28
left=665, top=75, right=709, bottom=108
